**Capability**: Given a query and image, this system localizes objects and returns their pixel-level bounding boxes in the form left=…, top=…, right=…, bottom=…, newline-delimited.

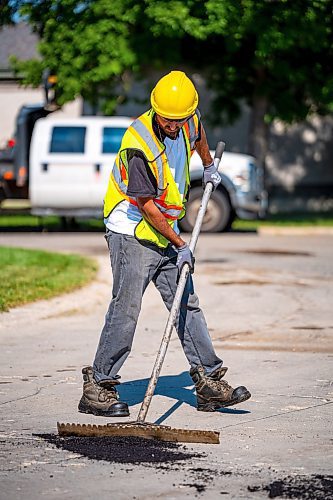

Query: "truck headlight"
left=233, top=171, right=250, bottom=192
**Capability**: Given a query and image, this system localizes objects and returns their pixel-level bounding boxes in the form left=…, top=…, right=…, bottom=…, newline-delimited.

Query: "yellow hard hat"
left=151, top=71, right=199, bottom=119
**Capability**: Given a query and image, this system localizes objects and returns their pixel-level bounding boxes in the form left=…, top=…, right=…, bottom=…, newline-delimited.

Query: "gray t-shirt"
left=126, top=151, right=157, bottom=198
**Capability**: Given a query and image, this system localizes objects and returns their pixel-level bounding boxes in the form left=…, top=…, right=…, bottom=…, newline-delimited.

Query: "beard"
left=164, top=128, right=180, bottom=139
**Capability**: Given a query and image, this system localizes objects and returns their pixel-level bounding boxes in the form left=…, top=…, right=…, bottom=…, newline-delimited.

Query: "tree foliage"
left=146, top=0, right=333, bottom=122
left=144, top=0, right=333, bottom=161
left=0, top=0, right=20, bottom=26
left=7, top=0, right=333, bottom=159
left=10, top=0, right=143, bottom=112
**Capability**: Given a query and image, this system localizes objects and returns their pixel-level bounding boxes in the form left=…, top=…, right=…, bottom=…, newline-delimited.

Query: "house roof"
left=0, top=23, right=39, bottom=76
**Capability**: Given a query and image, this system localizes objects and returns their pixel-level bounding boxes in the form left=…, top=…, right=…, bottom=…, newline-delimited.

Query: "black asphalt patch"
left=248, top=474, right=333, bottom=499
left=37, top=434, right=204, bottom=464
left=242, top=249, right=313, bottom=257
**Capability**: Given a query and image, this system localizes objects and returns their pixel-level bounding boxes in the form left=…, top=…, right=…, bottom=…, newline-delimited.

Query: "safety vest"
left=104, top=109, right=200, bottom=248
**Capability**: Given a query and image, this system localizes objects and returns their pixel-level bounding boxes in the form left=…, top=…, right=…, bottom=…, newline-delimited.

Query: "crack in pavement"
left=259, top=393, right=331, bottom=401
left=0, top=379, right=72, bottom=406
left=222, top=400, right=333, bottom=429
left=0, top=387, right=42, bottom=406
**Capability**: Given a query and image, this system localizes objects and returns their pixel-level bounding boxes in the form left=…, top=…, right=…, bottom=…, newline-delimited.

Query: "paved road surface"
left=0, top=232, right=332, bottom=499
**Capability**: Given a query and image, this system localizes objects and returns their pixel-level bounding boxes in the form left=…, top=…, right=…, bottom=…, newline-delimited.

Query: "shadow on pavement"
left=118, top=371, right=251, bottom=424
left=230, top=228, right=258, bottom=234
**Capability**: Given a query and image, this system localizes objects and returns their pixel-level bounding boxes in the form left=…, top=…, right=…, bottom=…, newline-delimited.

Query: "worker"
left=79, top=71, right=251, bottom=417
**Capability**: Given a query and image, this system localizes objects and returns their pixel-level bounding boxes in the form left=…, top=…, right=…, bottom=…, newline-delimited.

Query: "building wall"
left=188, top=75, right=333, bottom=212
left=0, top=82, right=82, bottom=147
left=269, top=117, right=333, bottom=186
left=0, top=83, right=40, bottom=147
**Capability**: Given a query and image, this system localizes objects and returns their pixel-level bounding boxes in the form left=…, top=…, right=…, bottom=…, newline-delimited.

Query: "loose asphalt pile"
left=35, top=435, right=333, bottom=498
left=249, top=474, right=333, bottom=499
left=34, top=435, right=227, bottom=494
left=37, top=434, right=203, bottom=464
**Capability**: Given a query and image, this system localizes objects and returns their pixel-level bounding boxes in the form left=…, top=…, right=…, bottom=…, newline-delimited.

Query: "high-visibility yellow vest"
left=104, top=109, right=200, bottom=248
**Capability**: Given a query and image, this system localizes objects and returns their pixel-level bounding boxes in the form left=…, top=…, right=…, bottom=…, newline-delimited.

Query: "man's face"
left=156, top=114, right=190, bottom=139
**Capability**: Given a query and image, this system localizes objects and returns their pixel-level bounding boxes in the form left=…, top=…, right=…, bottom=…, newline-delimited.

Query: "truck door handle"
left=42, top=163, right=48, bottom=172
left=95, top=163, right=101, bottom=173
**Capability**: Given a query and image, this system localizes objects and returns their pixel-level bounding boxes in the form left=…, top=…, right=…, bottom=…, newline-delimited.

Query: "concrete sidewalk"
left=0, top=232, right=332, bottom=499
left=259, top=226, right=333, bottom=236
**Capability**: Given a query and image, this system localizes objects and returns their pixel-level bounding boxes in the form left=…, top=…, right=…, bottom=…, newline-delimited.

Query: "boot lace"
left=207, top=378, right=232, bottom=393
left=97, top=385, right=118, bottom=403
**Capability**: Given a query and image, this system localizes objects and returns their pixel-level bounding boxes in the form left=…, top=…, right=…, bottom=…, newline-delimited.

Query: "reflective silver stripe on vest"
left=132, top=119, right=165, bottom=192
left=154, top=201, right=182, bottom=219
left=188, top=115, right=198, bottom=149
left=112, top=158, right=127, bottom=193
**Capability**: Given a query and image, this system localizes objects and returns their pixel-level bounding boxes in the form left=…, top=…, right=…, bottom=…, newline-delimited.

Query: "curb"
left=258, top=226, right=333, bottom=236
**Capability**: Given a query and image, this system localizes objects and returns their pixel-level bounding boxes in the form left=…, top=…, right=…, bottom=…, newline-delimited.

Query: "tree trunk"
left=247, top=94, right=269, bottom=168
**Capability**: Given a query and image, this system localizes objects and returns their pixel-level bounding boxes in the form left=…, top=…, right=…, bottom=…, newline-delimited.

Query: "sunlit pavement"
left=0, top=231, right=332, bottom=499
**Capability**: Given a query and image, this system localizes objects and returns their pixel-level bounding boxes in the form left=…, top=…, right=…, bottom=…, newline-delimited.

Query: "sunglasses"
left=158, top=115, right=192, bottom=125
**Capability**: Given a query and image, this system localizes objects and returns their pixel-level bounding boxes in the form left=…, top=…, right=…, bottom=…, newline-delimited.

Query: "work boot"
left=190, top=365, right=251, bottom=412
left=78, top=366, right=129, bottom=417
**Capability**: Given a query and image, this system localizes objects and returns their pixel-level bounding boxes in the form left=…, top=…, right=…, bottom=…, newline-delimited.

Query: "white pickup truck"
left=26, top=115, right=267, bottom=232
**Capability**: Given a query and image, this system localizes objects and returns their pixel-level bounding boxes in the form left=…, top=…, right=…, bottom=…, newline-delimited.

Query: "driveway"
left=0, top=231, right=332, bottom=499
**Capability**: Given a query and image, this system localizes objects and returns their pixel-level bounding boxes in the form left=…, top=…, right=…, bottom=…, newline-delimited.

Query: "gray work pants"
left=93, top=231, right=222, bottom=383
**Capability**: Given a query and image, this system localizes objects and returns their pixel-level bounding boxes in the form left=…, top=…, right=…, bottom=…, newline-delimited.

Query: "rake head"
left=57, top=421, right=220, bottom=444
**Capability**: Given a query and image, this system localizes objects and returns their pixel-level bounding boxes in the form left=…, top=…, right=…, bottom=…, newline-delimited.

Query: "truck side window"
left=50, top=126, right=86, bottom=153
left=102, top=127, right=127, bottom=153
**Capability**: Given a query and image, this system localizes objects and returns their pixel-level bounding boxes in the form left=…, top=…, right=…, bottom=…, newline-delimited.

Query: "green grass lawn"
left=233, top=212, right=333, bottom=231
left=0, top=214, right=104, bottom=231
left=0, top=246, right=98, bottom=312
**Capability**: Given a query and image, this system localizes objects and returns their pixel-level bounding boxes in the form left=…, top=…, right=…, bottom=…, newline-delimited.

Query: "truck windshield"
left=102, top=127, right=127, bottom=153
left=50, top=126, right=86, bottom=153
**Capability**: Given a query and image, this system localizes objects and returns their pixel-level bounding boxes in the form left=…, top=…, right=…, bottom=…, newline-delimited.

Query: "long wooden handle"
left=137, top=142, right=226, bottom=423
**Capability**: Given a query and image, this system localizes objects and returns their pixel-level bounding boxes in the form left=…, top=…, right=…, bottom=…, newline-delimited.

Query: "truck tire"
left=179, top=186, right=234, bottom=233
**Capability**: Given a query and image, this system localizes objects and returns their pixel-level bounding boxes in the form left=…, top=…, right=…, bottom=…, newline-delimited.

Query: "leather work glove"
left=176, top=243, right=195, bottom=279
left=203, top=161, right=222, bottom=191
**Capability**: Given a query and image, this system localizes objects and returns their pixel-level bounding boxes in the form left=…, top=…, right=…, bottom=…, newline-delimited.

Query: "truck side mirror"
left=42, top=69, right=58, bottom=110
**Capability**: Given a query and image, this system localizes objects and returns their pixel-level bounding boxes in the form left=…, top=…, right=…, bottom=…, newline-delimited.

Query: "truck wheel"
left=180, top=186, right=234, bottom=233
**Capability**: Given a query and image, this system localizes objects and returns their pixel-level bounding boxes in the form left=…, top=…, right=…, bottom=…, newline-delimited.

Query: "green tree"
left=145, top=0, right=333, bottom=165
left=9, top=0, right=333, bottom=166
left=0, top=0, right=18, bottom=26
left=0, top=0, right=15, bottom=26
left=10, top=0, right=142, bottom=113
